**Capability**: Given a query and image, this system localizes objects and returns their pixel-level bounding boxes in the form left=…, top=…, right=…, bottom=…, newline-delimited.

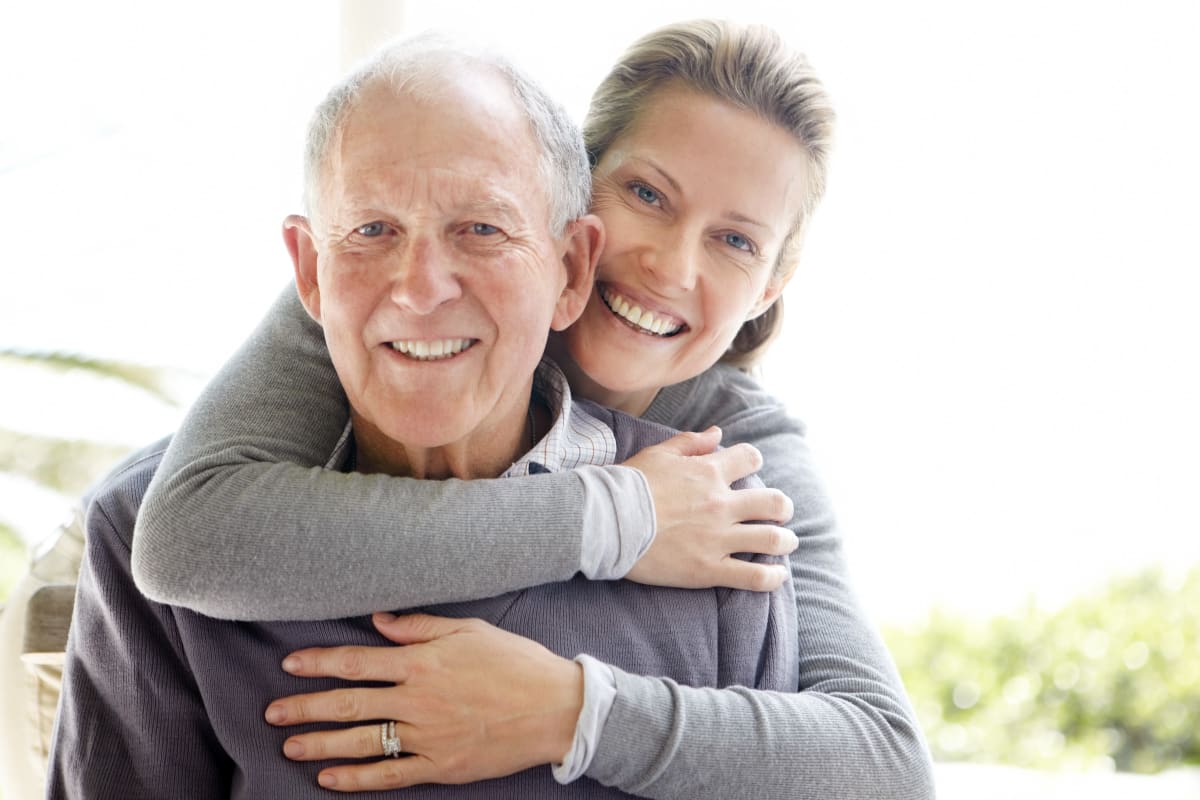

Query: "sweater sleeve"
left=131, top=286, right=652, bottom=621
left=589, top=367, right=935, bottom=799
left=48, top=455, right=233, bottom=799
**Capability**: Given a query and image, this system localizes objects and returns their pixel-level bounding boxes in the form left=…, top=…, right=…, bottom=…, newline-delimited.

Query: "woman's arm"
left=587, top=365, right=934, bottom=798
left=133, top=286, right=793, bottom=620
left=133, top=287, right=646, bottom=619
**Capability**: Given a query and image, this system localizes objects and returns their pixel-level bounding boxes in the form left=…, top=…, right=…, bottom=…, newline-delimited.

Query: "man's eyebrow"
left=461, top=196, right=525, bottom=220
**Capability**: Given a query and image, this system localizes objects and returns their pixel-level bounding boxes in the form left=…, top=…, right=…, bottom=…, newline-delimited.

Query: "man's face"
left=288, top=73, right=592, bottom=477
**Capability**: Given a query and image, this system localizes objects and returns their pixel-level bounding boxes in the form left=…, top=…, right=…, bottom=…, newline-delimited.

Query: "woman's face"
left=561, top=84, right=810, bottom=414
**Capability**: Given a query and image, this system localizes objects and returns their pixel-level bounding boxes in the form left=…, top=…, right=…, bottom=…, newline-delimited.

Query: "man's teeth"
left=390, top=338, right=472, bottom=360
left=601, top=287, right=683, bottom=336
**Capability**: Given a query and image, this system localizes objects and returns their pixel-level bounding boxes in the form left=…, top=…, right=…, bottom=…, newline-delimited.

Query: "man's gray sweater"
left=49, top=400, right=796, bottom=798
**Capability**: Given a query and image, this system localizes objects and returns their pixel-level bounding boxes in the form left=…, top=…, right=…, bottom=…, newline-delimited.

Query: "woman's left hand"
left=264, top=612, right=584, bottom=792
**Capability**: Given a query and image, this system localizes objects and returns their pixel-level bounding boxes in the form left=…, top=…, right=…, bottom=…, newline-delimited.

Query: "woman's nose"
left=641, top=239, right=698, bottom=293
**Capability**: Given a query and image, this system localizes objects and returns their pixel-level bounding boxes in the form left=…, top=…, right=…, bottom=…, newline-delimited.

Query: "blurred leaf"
left=0, top=348, right=180, bottom=406
left=0, top=427, right=131, bottom=495
left=0, top=520, right=28, bottom=605
left=885, top=565, right=1200, bottom=774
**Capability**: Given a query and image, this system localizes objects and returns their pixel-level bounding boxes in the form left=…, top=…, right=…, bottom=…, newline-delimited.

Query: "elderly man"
left=47, top=37, right=795, bottom=798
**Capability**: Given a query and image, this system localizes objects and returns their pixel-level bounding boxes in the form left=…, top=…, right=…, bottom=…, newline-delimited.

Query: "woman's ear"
left=551, top=214, right=605, bottom=331
left=283, top=214, right=322, bottom=323
left=747, top=271, right=791, bottom=321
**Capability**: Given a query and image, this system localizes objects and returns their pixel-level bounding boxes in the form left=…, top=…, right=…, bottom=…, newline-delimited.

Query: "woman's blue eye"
left=724, top=232, right=754, bottom=253
left=471, top=223, right=500, bottom=236
left=356, top=222, right=385, bottom=237
left=632, top=184, right=661, bottom=206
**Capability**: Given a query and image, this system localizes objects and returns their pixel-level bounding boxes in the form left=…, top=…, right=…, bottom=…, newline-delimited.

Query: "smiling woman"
left=559, top=83, right=813, bottom=415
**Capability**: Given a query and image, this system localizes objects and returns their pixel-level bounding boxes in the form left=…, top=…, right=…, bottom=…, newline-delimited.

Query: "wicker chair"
left=0, top=509, right=83, bottom=798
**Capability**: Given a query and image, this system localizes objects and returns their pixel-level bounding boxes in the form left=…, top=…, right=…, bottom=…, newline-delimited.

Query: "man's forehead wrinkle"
left=319, top=73, right=550, bottom=237
left=327, top=169, right=533, bottom=230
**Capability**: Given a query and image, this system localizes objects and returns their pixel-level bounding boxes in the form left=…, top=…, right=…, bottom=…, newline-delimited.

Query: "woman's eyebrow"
left=725, top=210, right=771, bottom=233
left=627, top=156, right=682, bottom=194
left=627, top=156, right=771, bottom=233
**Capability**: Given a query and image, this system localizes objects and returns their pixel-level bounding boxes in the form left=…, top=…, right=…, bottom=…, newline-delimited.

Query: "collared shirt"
left=325, top=359, right=616, bottom=478
left=505, top=360, right=617, bottom=478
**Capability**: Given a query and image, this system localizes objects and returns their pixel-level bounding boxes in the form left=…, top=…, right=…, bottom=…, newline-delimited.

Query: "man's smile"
left=388, top=338, right=477, bottom=361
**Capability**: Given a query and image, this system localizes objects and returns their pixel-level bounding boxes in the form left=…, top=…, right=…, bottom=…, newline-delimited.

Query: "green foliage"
left=0, top=349, right=157, bottom=606
left=0, top=521, right=29, bottom=605
left=0, top=349, right=180, bottom=407
left=885, top=565, right=1200, bottom=773
left=0, top=428, right=131, bottom=497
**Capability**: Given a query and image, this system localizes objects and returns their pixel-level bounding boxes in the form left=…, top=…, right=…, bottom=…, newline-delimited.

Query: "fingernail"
left=283, top=739, right=305, bottom=759
left=282, top=656, right=301, bottom=673
left=319, top=772, right=338, bottom=788
left=374, top=611, right=397, bottom=624
left=265, top=705, right=286, bottom=724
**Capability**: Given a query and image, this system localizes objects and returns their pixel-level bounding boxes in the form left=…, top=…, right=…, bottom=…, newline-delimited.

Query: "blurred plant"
left=0, top=428, right=132, bottom=499
left=0, top=348, right=176, bottom=603
left=885, top=565, right=1200, bottom=773
left=0, top=350, right=177, bottom=405
left=0, top=521, right=25, bottom=603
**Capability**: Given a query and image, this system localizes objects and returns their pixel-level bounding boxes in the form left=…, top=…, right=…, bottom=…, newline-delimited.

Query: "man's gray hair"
left=303, top=32, right=591, bottom=236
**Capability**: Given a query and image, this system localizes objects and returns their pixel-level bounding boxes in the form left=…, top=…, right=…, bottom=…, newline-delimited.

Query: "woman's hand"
left=623, top=426, right=798, bottom=592
left=264, top=612, right=583, bottom=792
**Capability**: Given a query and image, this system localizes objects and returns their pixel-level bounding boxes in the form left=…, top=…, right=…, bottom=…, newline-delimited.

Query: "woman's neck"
left=544, top=333, right=659, bottom=417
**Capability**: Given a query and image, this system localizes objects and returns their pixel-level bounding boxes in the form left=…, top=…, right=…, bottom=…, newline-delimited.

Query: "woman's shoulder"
left=648, top=364, right=800, bottom=434
left=575, top=398, right=681, bottom=460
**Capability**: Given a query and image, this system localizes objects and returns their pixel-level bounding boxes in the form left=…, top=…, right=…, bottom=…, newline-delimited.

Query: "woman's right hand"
left=622, top=426, right=798, bottom=592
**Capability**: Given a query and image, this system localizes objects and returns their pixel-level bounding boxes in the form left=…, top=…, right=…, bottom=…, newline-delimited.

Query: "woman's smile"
left=597, top=282, right=686, bottom=337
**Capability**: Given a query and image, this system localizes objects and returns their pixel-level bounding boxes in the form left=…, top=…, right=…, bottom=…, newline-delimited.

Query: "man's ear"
left=283, top=214, right=322, bottom=323
left=551, top=214, right=605, bottom=331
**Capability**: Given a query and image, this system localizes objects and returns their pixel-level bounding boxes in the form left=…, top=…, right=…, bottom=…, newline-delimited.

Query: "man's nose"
left=389, top=240, right=462, bottom=314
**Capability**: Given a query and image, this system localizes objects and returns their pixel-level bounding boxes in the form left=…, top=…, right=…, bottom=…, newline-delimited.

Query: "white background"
left=2, top=0, right=1198, bottom=623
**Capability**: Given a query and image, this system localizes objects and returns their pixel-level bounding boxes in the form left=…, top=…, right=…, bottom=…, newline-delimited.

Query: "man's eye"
left=355, top=222, right=386, bottom=237
left=723, top=232, right=755, bottom=254
left=471, top=223, right=500, bottom=236
left=631, top=183, right=661, bottom=207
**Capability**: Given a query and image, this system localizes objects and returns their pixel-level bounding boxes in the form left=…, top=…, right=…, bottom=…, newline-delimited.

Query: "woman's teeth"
left=390, top=338, right=473, bottom=360
left=600, top=287, right=683, bottom=336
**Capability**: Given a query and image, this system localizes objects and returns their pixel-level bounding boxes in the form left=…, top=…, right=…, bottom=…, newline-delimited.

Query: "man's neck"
left=350, top=403, right=540, bottom=480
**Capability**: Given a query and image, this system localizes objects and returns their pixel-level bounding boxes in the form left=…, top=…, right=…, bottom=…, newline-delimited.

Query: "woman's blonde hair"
left=583, top=19, right=835, bottom=368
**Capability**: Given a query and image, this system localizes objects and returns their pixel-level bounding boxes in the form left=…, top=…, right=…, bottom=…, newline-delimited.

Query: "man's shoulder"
left=82, top=436, right=172, bottom=548
left=573, top=399, right=681, bottom=459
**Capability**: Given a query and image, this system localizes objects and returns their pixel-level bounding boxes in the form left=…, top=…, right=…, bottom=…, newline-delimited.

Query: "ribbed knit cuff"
left=575, top=465, right=656, bottom=580
left=552, top=654, right=618, bottom=784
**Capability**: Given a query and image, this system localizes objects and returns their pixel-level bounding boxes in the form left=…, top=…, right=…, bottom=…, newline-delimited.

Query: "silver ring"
left=381, top=721, right=402, bottom=758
